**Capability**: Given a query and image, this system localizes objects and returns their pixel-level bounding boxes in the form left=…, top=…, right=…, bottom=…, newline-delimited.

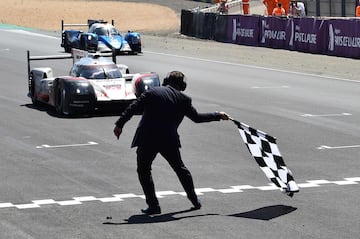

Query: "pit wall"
left=180, top=10, right=360, bottom=59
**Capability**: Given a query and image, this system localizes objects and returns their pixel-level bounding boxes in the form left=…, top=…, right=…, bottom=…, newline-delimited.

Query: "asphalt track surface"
left=1, top=25, right=360, bottom=238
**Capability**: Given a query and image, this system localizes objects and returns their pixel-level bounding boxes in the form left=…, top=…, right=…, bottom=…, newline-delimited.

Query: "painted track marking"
left=317, top=145, right=360, bottom=150
left=36, top=141, right=98, bottom=149
left=301, top=112, right=352, bottom=117
left=251, top=85, right=289, bottom=89
left=0, top=177, right=358, bottom=210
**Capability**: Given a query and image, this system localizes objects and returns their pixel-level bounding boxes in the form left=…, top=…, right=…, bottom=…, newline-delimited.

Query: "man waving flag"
left=231, top=118, right=299, bottom=197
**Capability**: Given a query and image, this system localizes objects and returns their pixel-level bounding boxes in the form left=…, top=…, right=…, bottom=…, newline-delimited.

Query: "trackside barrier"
left=180, top=10, right=360, bottom=59
left=198, top=0, right=243, bottom=13
left=181, top=11, right=217, bottom=39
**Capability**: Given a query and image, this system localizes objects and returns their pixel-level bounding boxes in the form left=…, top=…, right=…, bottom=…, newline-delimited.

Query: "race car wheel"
left=64, top=44, right=71, bottom=53
left=55, top=85, right=66, bottom=115
left=29, top=73, right=40, bottom=106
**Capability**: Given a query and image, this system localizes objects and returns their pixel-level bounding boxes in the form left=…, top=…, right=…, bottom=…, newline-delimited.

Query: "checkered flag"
left=231, top=119, right=299, bottom=197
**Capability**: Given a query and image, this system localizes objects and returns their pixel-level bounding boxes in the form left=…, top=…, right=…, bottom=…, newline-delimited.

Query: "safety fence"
left=180, top=10, right=360, bottom=59
left=197, top=0, right=242, bottom=13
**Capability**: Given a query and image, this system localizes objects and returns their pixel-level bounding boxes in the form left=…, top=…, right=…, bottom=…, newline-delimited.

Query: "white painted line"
left=317, top=144, right=360, bottom=150
left=1, top=177, right=358, bottom=210
left=32, top=199, right=56, bottom=205
left=112, top=193, right=140, bottom=199
left=218, top=185, right=256, bottom=193
left=16, top=204, right=41, bottom=209
left=73, top=196, right=98, bottom=202
left=0, top=203, right=14, bottom=208
left=57, top=200, right=83, bottom=206
left=4, top=29, right=59, bottom=40
left=307, top=180, right=332, bottom=184
left=301, top=112, right=352, bottom=117
left=196, top=188, right=217, bottom=194
left=218, top=188, right=243, bottom=193
left=156, top=191, right=178, bottom=198
left=297, top=182, right=321, bottom=188
left=333, top=180, right=358, bottom=185
left=231, top=185, right=256, bottom=190
left=98, top=197, right=123, bottom=203
left=257, top=184, right=279, bottom=190
left=345, top=177, right=360, bottom=182
left=36, top=141, right=98, bottom=149
left=144, top=51, right=360, bottom=83
left=251, top=85, right=289, bottom=89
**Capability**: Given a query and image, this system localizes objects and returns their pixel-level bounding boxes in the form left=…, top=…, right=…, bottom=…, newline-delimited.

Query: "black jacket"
left=115, top=86, right=222, bottom=148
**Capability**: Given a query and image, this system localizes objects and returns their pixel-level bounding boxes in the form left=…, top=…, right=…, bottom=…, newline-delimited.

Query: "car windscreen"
left=94, top=26, right=121, bottom=36
left=79, top=65, right=122, bottom=79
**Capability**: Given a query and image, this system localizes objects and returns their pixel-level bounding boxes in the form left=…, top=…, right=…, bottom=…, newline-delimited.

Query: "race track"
left=0, top=26, right=359, bottom=238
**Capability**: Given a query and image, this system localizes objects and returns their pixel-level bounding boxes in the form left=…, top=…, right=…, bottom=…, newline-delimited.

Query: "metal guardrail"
left=192, top=0, right=243, bottom=13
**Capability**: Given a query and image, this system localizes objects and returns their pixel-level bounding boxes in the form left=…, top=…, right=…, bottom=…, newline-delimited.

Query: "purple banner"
left=327, top=19, right=360, bottom=58
left=227, top=15, right=260, bottom=46
left=289, top=18, right=328, bottom=54
left=182, top=10, right=360, bottom=59
left=259, top=17, right=291, bottom=49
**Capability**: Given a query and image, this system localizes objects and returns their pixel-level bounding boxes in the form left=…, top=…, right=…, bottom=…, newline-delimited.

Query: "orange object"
left=272, top=5, right=286, bottom=16
left=278, top=0, right=290, bottom=15
left=243, top=0, right=250, bottom=14
left=356, top=5, right=360, bottom=17
left=263, top=0, right=278, bottom=15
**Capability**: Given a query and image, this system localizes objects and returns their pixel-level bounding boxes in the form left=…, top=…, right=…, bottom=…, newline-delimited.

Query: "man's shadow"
left=228, top=204, right=297, bottom=221
left=103, top=208, right=218, bottom=225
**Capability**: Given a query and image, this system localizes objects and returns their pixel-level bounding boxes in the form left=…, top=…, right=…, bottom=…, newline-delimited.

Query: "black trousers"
left=136, top=146, right=199, bottom=208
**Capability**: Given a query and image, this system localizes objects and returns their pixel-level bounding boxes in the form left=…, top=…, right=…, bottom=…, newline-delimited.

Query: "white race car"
left=27, top=49, right=159, bottom=115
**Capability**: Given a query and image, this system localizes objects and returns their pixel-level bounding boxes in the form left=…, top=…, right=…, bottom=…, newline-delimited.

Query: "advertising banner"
left=289, top=18, right=328, bottom=54
left=327, top=19, right=360, bottom=58
left=181, top=10, right=360, bottom=59
left=259, top=17, right=291, bottom=49
left=227, top=15, right=260, bottom=46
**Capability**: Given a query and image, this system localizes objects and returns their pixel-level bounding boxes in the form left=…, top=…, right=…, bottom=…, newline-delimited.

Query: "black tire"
left=55, top=83, right=66, bottom=115
left=64, top=44, right=71, bottom=53
left=29, top=73, right=40, bottom=106
left=63, top=33, right=72, bottom=53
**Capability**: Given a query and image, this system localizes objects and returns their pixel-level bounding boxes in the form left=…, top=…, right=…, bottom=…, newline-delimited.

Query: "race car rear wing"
left=61, top=19, right=115, bottom=31
left=27, top=49, right=117, bottom=83
left=27, top=51, right=72, bottom=84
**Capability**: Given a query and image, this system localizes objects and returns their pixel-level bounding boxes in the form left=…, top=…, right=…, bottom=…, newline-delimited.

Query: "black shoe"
left=191, top=200, right=202, bottom=210
left=141, top=206, right=161, bottom=215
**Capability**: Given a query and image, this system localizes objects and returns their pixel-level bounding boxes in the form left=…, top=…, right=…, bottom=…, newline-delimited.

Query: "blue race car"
left=61, top=20, right=141, bottom=55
